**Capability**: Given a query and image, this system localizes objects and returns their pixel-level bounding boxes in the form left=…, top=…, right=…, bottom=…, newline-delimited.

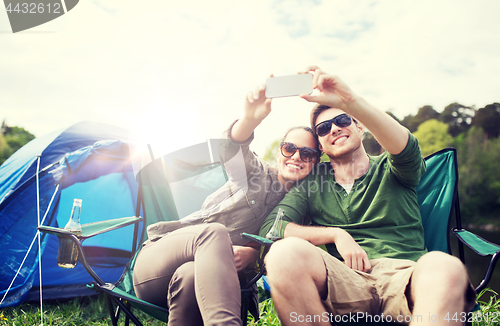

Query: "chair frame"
left=39, top=174, right=265, bottom=326
left=428, top=148, right=500, bottom=294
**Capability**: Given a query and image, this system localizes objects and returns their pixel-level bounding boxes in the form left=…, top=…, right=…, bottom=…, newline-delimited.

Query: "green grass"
left=473, top=289, right=500, bottom=326
left=248, top=298, right=281, bottom=326
left=1, top=289, right=498, bottom=326
left=0, top=294, right=164, bottom=326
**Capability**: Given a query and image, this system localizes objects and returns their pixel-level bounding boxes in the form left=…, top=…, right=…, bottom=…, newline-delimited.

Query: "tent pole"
left=36, top=155, right=44, bottom=325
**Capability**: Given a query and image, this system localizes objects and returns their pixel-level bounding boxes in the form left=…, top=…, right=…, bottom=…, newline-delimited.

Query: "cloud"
left=1, top=0, right=499, bottom=157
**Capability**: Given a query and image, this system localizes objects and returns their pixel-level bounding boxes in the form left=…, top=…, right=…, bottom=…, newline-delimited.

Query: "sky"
left=1, top=0, right=500, bottom=157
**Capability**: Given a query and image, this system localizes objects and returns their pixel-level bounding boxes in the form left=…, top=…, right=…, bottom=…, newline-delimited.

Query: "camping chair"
left=38, top=141, right=265, bottom=326
left=244, top=148, right=500, bottom=326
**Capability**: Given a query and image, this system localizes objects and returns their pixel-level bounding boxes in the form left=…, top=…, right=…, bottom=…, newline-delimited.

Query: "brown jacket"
left=145, top=121, right=286, bottom=246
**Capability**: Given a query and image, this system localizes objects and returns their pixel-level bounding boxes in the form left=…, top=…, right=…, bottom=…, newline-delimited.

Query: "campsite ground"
left=0, top=289, right=498, bottom=326
left=0, top=293, right=163, bottom=326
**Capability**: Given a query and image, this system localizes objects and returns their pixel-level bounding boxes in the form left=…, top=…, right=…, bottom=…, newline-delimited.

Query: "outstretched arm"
left=231, top=85, right=272, bottom=143
left=300, top=66, right=408, bottom=155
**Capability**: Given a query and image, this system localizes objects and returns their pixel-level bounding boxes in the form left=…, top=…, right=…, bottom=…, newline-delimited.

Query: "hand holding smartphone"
left=265, top=74, right=313, bottom=98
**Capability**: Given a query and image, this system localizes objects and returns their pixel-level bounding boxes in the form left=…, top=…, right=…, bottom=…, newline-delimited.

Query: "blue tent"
left=0, top=121, right=140, bottom=307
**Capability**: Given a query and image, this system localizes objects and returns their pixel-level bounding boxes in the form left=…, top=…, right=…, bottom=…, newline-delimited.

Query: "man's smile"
left=332, top=135, right=349, bottom=145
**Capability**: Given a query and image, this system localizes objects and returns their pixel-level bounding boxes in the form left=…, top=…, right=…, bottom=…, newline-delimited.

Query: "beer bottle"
left=265, top=208, right=284, bottom=241
left=57, top=199, right=83, bottom=268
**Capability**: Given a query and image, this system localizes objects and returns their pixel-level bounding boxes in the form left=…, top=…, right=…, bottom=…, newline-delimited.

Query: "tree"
left=455, top=126, right=500, bottom=222
left=263, top=140, right=280, bottom=164
left=402, top=105, right=440, bottom=132
left=472, top=103, right=500, bottom=139
left=439, top=102, right=475, bottom=137
left=0, top=133, right=8, bottom=162
left=401, top=114, right=413, bottom=131
left=0, top=121, right=36, bottom=166
left=363, top=131, right=383, bottom=156
left=413, top=119, right=453, bottom=157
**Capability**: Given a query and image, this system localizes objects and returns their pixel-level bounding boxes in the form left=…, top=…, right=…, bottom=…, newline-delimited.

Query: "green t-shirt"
left=259, top=132, right=428, bottom=262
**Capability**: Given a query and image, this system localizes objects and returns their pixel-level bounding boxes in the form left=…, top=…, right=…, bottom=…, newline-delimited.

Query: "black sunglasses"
left=280, top=142, right=319, bottom=163
left=314, top=114, right=353, bottom=137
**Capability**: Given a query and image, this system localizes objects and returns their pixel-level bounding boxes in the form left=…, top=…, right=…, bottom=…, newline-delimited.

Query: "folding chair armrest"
left=37, top=216, right=143, bottom=287
left=37, top=225, right=79, bottom=238
left=80, top=216, right=143, bottom=239
left=38, top=216, right=143, bottom=240
left=452, top=228, right=500, bottom=256
left=239, top=233, right=274, bottom=291
left=241, top=233, right=274, bottom=247
left=452, top=228, right=500, bottom=293
left=38, top=226, right=106, bottom=285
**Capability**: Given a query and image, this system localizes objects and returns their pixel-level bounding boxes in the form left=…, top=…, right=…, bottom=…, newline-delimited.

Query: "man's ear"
left=357, top=122, right=365, bottom=135
left=318, top=143, right=323, bottom=152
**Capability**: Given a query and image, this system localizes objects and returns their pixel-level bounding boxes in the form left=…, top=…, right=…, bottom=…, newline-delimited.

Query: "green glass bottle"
left=56, top=199, right=82, bottom=268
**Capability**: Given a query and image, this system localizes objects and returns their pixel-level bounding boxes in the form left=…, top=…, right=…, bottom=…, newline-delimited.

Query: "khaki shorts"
left=318, top=249, right=415, bottom=321
left=318, top=249, right=477, bottom=324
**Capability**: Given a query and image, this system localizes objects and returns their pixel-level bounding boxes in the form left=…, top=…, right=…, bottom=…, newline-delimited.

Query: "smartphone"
left=265, top=74, right=313, bottom=98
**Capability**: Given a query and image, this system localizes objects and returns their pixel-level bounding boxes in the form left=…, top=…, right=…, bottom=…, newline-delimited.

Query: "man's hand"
left=332, top=228, right=371, bottom=272
left=299, top=66, right=358, bottom=111
left=298, top=65, right=409, bottom=155
left=233, top=246, right=259, bottom=272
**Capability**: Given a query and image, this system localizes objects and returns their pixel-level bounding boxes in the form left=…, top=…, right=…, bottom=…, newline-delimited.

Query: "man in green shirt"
left=259, top=66, right=475, bottom=326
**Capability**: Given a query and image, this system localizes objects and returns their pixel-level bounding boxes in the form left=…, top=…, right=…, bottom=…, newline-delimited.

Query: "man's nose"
left=329, top=124, right=342, bottom=136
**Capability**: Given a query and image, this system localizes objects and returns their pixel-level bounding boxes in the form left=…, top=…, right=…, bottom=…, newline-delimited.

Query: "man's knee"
left=415, top=251, right=468, bottom=289
left=265, top=237, right=325, bottom=282
left=265, top=237, right=328, bottom=301
left=265, top=237, right=315, bottom=268
left=412, top=252, right=477, bottom=311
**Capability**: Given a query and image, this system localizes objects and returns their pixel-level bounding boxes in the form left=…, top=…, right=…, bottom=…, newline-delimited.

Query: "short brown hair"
left=310, top=104, right=333, bottom=129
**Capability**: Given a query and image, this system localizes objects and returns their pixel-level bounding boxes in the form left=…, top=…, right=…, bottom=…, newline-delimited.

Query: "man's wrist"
left=330, top=227, right=347, bottom=244
left=343, top=95, right=366, bottom=112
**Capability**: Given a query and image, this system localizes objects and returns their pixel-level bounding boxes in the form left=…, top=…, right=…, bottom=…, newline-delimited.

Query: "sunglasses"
left=314, top=113, right=353, bottom=137
left=280, top=142, right=319, bottom=163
